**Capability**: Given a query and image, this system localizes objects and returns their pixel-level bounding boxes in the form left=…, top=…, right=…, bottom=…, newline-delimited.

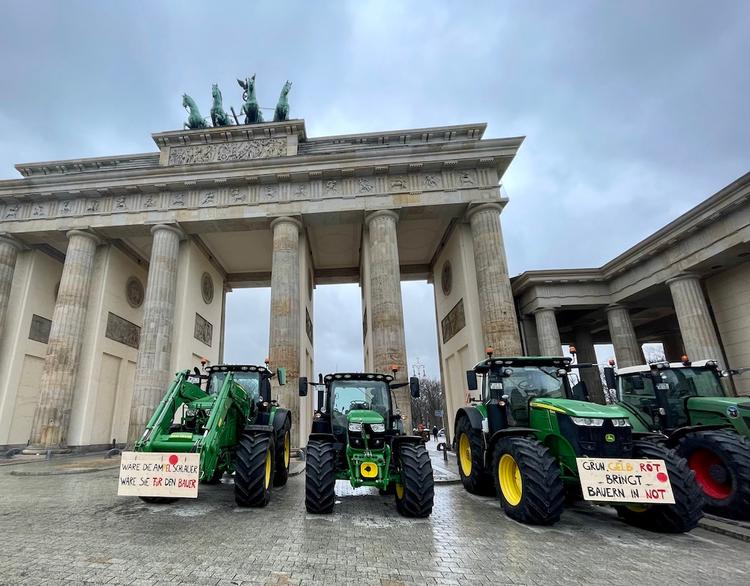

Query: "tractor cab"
left=613, top=359, right=749, bottom=432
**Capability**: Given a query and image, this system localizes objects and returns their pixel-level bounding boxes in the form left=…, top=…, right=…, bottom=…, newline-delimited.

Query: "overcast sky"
left=2, top=1, right=748, bottom=379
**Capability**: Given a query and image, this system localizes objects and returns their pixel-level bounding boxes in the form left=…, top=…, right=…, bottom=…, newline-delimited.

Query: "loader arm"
left=134, top=370, right=196, bottom=449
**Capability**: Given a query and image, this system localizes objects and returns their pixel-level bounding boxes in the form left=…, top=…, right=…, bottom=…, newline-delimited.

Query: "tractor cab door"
left=618, top=374, right=660, bottom=429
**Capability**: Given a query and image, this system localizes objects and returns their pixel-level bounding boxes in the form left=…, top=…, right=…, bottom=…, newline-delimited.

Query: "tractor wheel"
left=615, top=440, right=703, bottom=533
left=395, top=443, right=434, bottom=518
left=491, top=437, right=564, bottom=525
left=273, top=418, right=292, bottom=487
left=139, top=497, right=177, bottom=504
left=234, top=432, right=275, bottom=508
left=455, top=416, right=493, bottom=495
left=678, top=430, right=750, bottom=520
left=305, top=440, right=336, bottom=514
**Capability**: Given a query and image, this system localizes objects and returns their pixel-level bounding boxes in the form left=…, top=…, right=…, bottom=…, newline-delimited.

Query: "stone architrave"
left=268, top=217, right=302, bottom=443
left=0, top=234, right=23, bottom=340
left=666, top=273, right=724, bottom=365
left=573, top=327, right=605, bottom=404
left=128, top=224, right=184, bottom=444
left=605, top=305, right=643, bottom=368
left=534, top=308, right=562, bottom=356
left=365, top=210, right=411, bottom=430
left=27, top=230, right=101, bottom=450
left=467, top=203, right=521, bottom=355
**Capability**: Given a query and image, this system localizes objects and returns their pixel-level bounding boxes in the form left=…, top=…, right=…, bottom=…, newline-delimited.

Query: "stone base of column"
left=22, top=446, right=71, bottom=455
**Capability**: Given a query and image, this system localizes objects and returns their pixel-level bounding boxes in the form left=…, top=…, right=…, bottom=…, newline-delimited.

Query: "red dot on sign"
left=169, top=455, right=178, bottom=466
left=657, top=472, right=668, bottom=483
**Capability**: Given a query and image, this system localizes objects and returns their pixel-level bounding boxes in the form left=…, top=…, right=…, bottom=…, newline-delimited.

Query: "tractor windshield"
left=207, top=371, right=261, bottom=401
left=330, top=380, right=391, bottom=436
left=490, top=366, right=565, bottom=426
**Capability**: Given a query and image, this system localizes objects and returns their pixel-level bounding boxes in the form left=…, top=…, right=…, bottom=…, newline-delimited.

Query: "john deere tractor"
left=455, top=354, right=703, bottom=532
left=133, top=363, right=291, bottom=507
left=607, top=358, right=750, bottom=519
left=299, top=371, right=434, bottom=517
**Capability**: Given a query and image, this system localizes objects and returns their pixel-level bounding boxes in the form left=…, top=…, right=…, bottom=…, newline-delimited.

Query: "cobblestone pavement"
left=1, top=458, right=749, bottom=586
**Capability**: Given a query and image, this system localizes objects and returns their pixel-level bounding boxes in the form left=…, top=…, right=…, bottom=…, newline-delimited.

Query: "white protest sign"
left=118, top=451, right=200, bottom=498
left=576, top=458, right=675, bottom=504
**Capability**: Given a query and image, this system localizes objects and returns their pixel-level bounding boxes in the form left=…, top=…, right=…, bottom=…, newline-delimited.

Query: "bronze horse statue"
left=273, top=81, right=292, bottom=122
left=183, top=94, right=208, bottom=129
left=237, top=74, right=263, bottom=124
left=210, top=84, right=233, bottom=127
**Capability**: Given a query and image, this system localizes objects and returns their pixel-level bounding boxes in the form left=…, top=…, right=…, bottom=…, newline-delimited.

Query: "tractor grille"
left=559, top=416, right=633, bottom=458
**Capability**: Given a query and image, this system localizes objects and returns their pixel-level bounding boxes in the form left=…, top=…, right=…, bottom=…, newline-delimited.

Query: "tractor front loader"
left=299, top=370, right=434, bottom=517
left=132, top=363, right=291, bottom=507
left=607, top=358, right=750, bottom=519
left=454, top=352, right=703, bottom=532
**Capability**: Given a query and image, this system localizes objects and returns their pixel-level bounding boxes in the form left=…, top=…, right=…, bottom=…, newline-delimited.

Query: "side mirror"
left=276, top=367, right=287, bottom=386
left=603, top=367, right=616, bottom=392
left=298, top=376, right=308, bottom=397
left=317, top=389, right=325, bottom=411
left=409, top=376, right=420, bottom=398
left=261, top=378, right=271, bottom=402
left=466, top=370, right=478, bottom=391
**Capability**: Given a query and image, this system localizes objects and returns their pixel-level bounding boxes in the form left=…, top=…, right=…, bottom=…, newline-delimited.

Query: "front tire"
left=678, top=430, right=750, bottom=520
left=305, top=440, right=336, bottom=514
left=274, top=417, right=292, bottom=487
left=615, top=440, right=703, bottom=533
left=492, top=436, right=564, bottom=525
left=234, top=432, right=275, bottom=507
left=455, top=416, right=493, bottom=495
left=395, top=443, right=434, bottom=517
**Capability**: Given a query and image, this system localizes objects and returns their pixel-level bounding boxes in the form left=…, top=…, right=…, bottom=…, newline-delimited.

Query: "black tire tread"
left=234, top=432, right=274, bottom=507
left=616, top=440, right=703, bottom=533
left=678, top=430, right=750, bottom=520
left=395, top=444, right=434, bottom=517
left=455, top=416, right=493, bottom=495
left=492, top=437, right=565, bottom=526
left=305, top=440, right=336, bottom=514
left=273, top=416, right=291, bottom=487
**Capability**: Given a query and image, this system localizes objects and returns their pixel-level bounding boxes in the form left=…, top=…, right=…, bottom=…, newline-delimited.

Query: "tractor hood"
left=531, top=398, right=633, bottom=419
left=347, top=410, right=385, bottom=425
left=687, top=396, right=750, bottom=417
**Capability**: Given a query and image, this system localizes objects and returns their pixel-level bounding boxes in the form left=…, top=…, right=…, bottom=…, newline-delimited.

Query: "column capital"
left=270, top=216, right=303, bottom=232
left=605, top=303, right=629, bottom=314
left=532, top=306, right=557, bottom=315
left=0, top=233, right=25, bottom=251
left=665, top=272, right=701, bottom=287
left=149, top=223, right=186, bottom=240
left=465, top=202, right=505, bottom=222
left=66, top=229, right=102, bottom=246
left=365, top=209, right=399, bottom=227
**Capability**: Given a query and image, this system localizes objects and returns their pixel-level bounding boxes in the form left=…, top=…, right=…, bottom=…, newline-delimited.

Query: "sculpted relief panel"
left=167, top=138, right=287, bottom=166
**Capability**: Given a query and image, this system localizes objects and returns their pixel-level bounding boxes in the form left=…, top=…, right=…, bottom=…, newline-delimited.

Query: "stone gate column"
left=606, top=304, right=643, bottom=368
left=533, top=308, right=562, bottom=356
left=268, top=217, right=302, bottom=443
left=666, top=273, right=724, bottom=364
left=0, top=234, right=23, bottom=340
left=27, top=230, right=100, bottom=450
left=573, top=327, right=605, bottom=403
left=467, top=203, right=521, bottom=355
left=128, top=224, right=184, bottom=444
left=365, top=210, right=411, bottom=430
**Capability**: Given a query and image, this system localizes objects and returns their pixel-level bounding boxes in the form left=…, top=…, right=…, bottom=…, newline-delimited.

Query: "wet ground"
left=1, top=449, right=748, bottom=585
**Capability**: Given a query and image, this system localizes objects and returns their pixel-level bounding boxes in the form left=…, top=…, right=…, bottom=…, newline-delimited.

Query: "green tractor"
left=133, top=363, right=291, bottom=507
left=606, top=358, right=750, bottom=519
left=299, top=371, right=434, bottom=517
left=455, top=353, right=703, bottom=532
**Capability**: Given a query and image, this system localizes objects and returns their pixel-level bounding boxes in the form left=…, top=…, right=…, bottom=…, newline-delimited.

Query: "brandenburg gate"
left=0, top=118, right=522, bottom=450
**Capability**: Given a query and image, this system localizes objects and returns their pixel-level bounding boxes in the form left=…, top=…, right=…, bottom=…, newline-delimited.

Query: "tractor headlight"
left=348, top=422, right=362, bottom=432
left=611, top=418, right=631, bottom=427
left=571, top=417, right=604, bottom=427
left=370, top=423, right=385, bottom=433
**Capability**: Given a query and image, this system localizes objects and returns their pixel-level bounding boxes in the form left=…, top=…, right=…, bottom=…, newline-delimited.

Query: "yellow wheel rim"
left=459, top=433, right=472, bottom=476
left=625, top=503, right=649, bottom=513
left=498, top=454, right=522, bottom=506
left=265, top=446, right=272, bottom=489
left=284, top=431, right=291, bottom=468
left=395, top=483, right=404, bottom=499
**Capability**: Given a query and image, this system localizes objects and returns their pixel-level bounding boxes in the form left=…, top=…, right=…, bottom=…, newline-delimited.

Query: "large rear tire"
left=234, top=432, right=275, bottom=507
left=273, top=417, right=292, bottom=487
left=305, top=440, right=336, bottom=514
left=491, top=436, right=564, bottom=525
left=678, top=430, right=750, bottom=520
left=455, top=416, right=493, bottom=495
left=395, top=443, right=434, bottom=517
left=615, top=440, right=703, bottom=533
